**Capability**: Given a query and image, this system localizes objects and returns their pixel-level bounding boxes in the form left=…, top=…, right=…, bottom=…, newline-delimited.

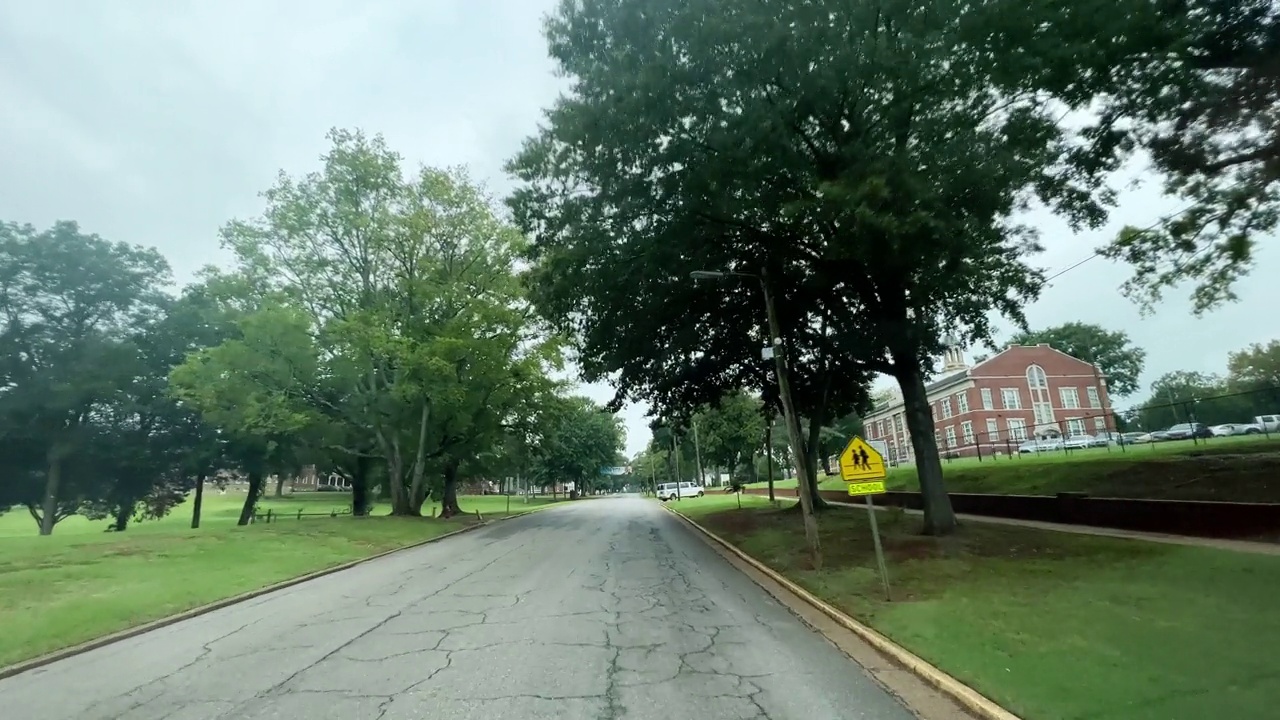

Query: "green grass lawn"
left=747, top=434, right=1280, bottom=502
left=670, top=496, right=1280, bottom=720
left=0, top=492, right=554, bottom=667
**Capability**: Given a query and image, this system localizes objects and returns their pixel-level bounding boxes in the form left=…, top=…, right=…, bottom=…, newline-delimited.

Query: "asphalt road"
left=2, top=498, right=916, bottom=720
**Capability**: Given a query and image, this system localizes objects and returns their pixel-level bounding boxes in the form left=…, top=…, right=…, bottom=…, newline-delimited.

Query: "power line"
left=1044, top=252, right=1102, bottom=284
left=1040, top=201, right=1201, bottom=287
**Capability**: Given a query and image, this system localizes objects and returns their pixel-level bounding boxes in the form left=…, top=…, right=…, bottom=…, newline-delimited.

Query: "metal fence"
left=252, top=506, right=354, bottom=523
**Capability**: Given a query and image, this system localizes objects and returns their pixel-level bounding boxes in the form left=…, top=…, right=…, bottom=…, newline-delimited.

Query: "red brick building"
left=864, top=343, right=1116, bottom=462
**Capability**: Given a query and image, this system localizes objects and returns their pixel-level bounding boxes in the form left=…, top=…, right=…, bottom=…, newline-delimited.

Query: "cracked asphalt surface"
left=1, top=498, right=916, bottom=720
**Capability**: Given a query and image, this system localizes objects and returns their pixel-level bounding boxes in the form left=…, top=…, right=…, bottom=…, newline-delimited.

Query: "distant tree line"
left=0, top=130, right=625, bottom=536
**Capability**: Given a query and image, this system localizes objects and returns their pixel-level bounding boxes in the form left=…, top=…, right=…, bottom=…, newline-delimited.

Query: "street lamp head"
left=689, top=270, right=727, bottom=281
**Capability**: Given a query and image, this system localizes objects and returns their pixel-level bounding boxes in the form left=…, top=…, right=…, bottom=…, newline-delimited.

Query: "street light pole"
left=690, top=269, right=822, bottom=568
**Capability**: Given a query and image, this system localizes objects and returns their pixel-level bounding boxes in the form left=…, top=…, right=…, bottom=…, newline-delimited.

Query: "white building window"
left=1001, top=387, right=1021, bottom=410
left=961, top=421, right=974, bottom=444
left=1060, top=387, right=1080, bottom=409
left=1094, top=416, right=1107, bottom=431
left=1067, top=418, right=1086, bottom=436
left=980, top=388, right=994, bottom=410
left=956, top=391, right=970, bottom=413
left=941, top=398, right=953, bottom=419
left=1033, top=402, right=1054, bottom=428
left=1007, top=418, right=1028, bottom=441
left=1086, top=386, right=1101, bottom=408
left=1026, top=364, right=1048, bottom=389
left=986, top=418, right=1000, bottom=442
left=945, top=426, right=957, bottom=448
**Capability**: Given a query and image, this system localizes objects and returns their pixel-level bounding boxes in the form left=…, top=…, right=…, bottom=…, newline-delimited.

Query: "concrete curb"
left=0, top=511, right=530, bottom=682
left=663, top=504, right=1023, bottom=720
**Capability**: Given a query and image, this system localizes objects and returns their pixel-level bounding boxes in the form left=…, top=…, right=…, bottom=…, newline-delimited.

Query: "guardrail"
left=742, top=487, right=1280, bottom=540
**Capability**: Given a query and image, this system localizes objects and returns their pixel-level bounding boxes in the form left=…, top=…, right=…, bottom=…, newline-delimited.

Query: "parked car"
left=1210, top=423, right=1261, bottom=437
left=656, top=482, right=703, bottom=501
left=1252, top=414, right=1280, bottom=433
left=1062, top=435, right=1093, bottom=450
left=1118, top=431, right=1148, bottom=445
left=1018, top=438, right=1063, bottom=454
left=1164, top=422, right=1213, bottom=440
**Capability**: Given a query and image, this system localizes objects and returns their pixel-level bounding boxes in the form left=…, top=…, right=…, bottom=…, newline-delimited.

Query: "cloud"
left=1, top=0, right=1274, bottom=458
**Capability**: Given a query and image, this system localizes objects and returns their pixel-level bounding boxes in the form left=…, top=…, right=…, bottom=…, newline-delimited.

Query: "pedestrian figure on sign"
left=857, top=448, right=870, bottom=471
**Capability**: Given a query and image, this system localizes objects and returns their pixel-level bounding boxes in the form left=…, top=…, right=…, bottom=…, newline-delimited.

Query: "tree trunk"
left=379, top=429, right=413, bottom=516
left=803, top=417, right=830, bottom=511
left=351, top=455, right=372, bottom=516
left=39, top=452, right=64, bottom=536
left=273, top=474, right=286, bottom=498
left=895, top=361, right=958, bottom=535
left=407, top=402, right=431, bottom=513
left=111, top=502, right=132, bottom=532
left=237, top=471, right=265, bottom=526
left=191, top=473, right=206, bottom=529
left=438, top=459, right=462, bottom=519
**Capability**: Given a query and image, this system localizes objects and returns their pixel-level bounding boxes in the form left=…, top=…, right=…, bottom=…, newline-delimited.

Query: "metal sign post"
left=864, top=496, right=891, bottom=601
left=840, top=436, right=892, bottom=601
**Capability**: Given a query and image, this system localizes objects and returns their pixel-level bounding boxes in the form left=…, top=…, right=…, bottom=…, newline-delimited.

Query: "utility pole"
left=688, top=268, right=820, bottom=566
left=765, top=419, right=775, bottom=503
left=648, top=450, right=656, bottom=496
left=692, top=417, right=705, bottom=489
left=759, top=271, right=821, bottom=567
left=673, top=435, right=683, bottom=501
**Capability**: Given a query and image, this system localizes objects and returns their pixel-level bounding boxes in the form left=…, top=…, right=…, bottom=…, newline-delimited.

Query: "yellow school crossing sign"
left=839, top=436, right=887, bottom=496
left=839, top=434, right=892, bottom=600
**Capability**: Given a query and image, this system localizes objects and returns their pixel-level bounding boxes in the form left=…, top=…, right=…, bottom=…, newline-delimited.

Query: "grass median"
left=669, top=494, right=1280, bottom=720
left=0, top=492, right=555, bottom=668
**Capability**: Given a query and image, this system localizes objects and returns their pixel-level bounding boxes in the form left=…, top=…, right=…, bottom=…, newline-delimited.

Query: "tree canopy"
left=508, top=0, right=1118, bottom=534
left=0, top=129, right=624, bottom=534
left=1007, top=323, right=1147, bottom=397
left=979, top=0, right=1280, bottom=312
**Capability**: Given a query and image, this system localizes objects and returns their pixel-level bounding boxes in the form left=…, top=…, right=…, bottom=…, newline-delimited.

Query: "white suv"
left=657, top=482, right=704, bottom=501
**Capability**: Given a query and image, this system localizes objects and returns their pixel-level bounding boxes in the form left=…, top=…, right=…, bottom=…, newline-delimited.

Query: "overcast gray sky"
left=2, top=0, right=1276, bottom=457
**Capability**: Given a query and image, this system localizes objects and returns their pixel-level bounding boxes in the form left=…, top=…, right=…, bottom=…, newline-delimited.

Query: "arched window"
left=1026, top=364, right=1048, bottom=389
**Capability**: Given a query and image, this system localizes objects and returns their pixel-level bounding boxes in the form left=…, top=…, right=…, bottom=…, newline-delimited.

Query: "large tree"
left=1227, top=340, right=1280, bottom=392
left=527, top=395, right=625, bottom=497
left=693, top=392, right=766, bottom=481
left=212, top=129, right=554, bottom=517
left=1008, top=322, right=1147, bottom=397
left=169, top=302, right=327, bottom=525
left=0, top=221, right=172, bottom=534
left=508, top=0, right=1113, bottom=534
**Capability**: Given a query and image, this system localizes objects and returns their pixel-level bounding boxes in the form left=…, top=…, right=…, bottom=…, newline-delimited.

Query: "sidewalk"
left=819, top=499, right=1280, bottom=556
